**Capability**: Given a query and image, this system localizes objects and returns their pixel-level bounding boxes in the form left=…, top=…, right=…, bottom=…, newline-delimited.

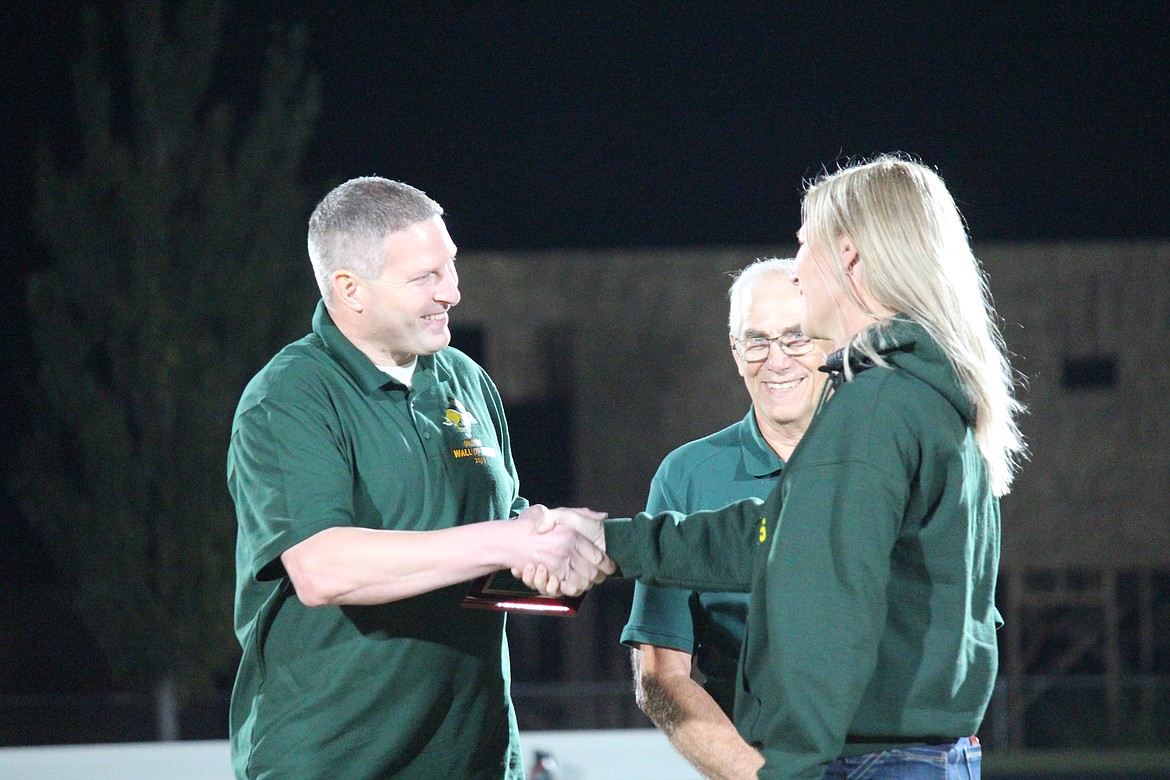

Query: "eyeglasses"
left=732, top=333, right=816, bottom=361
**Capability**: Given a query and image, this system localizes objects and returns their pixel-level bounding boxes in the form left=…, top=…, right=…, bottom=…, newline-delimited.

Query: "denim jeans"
left=822, top=737, right=981, bottom=779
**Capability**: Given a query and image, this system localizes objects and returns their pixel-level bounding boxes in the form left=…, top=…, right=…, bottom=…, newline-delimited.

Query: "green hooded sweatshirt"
left=605, top=318, right=1001, bottom=779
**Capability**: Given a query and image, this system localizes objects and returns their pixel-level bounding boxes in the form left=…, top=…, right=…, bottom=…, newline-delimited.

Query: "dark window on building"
left=1061, top=354, right=1117, bottom=390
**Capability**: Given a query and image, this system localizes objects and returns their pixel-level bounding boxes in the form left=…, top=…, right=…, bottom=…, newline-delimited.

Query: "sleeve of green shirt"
left=604, top=495, right=767, bottom=592
left=231, top=391, right=356, bottom=583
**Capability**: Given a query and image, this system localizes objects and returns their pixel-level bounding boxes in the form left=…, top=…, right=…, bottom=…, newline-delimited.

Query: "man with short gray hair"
left=228, top=176, right=613, bottom=779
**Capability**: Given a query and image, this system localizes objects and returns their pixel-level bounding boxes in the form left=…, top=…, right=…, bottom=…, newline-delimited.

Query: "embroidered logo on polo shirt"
left=444, top=397, right=499, bottom=465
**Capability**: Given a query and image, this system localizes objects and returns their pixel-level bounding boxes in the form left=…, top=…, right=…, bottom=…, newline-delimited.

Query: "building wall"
left=454, top=240, right=1170, bottom=569
left=977, top=241, right=1170, bottom=568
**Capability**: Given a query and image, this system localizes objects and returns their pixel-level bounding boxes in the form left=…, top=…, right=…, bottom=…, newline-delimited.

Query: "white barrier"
left=522, top=729, right=700, bottom=779
left=0, top=729, right=701, bottom=780
left=0, top=740, right=232, bottom=780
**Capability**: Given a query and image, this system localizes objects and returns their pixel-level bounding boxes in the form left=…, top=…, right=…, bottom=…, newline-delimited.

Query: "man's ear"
left=331, top=270, right=364, bottom=312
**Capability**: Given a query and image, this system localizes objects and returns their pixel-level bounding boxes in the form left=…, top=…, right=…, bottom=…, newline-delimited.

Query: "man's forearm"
left=282, top=507, right=609, bottom=606
left=633, top=650, right=763, bottom=780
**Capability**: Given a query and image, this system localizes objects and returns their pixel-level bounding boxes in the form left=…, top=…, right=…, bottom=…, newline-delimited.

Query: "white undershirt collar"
left=376, top=357, right=418, bottom=388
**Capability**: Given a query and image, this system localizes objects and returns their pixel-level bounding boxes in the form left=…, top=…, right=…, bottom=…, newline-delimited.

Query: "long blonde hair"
left=802, top=154, right=1025, bottom=496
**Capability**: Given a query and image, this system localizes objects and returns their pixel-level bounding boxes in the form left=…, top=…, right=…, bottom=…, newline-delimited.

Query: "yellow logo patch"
left=442, top=398, right=479, bottom=433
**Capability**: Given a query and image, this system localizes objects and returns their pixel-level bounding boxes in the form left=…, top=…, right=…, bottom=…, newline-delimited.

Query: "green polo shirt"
left=620, top=409, right=783, bottom=716
left=228, top=302, right=527, bottom=780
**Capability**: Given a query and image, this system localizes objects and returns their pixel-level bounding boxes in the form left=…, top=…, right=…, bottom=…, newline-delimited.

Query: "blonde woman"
left=535, top=155, right=1024, bottom=779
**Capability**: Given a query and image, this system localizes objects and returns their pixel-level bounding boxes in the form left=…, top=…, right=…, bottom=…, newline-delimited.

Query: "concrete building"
left=454, top=239, right=1170, bottom=746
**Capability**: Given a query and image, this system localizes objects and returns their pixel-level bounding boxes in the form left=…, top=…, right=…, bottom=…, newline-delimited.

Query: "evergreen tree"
left=17, top=0, right=320, bottom=738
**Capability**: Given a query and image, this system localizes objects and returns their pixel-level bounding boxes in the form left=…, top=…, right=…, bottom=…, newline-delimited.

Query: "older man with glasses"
left=620, top=257, right=829, bottom=780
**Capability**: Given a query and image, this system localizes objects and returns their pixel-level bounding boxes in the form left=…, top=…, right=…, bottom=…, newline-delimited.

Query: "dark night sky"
left=0, top=2, right=1168, bottom=690
left=4, top=2, right=1169, bottom=259
left=272, top=2, right=1169, bottom=248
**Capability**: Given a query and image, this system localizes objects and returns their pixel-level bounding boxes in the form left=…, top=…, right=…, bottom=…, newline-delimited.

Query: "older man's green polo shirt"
left=228, top=302, right=528, bottom=780
left=620, top=409, right=783, bottom=716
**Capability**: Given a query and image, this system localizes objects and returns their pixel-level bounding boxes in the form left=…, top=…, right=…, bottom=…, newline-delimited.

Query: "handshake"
left=509, top=505, right=617, bottom=597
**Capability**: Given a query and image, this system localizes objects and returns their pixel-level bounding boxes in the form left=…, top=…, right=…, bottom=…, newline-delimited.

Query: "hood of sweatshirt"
left=821, top=316, right=975, bottom=426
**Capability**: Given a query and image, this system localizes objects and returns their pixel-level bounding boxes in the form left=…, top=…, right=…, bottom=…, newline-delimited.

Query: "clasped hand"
left=512, top=505, right=615, bottom=597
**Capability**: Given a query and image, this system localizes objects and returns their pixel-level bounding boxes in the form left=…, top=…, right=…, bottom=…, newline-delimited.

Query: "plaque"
left=461, top=570, right=584, bottom=616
